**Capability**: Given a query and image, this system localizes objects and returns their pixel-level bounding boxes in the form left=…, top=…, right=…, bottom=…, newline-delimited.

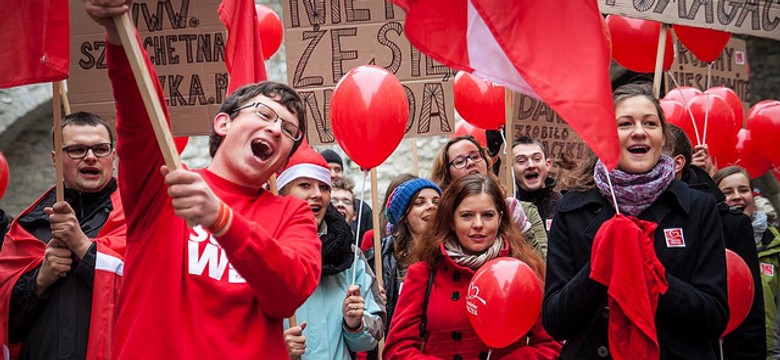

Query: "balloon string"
left=486, top=349, right=493, bottom=360
left=351, top=169, right=369, bottom=285
left=719, top=338, right=724, bottom=360
left=666, top=70, right=702, bottom=146
left=500, top=129, right=517, bottom=197
left=604, top=162, right=621, bottom=216
left=702, top=93, right=711, bottom=146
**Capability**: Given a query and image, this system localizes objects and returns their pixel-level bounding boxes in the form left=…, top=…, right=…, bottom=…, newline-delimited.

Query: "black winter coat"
left=543, top=180, right=729, bottom=359
left=684, top=166, right=767, bottom=359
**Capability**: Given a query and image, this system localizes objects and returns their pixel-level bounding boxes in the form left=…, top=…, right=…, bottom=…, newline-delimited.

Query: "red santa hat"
left=276, top=140, right=332, bottom=191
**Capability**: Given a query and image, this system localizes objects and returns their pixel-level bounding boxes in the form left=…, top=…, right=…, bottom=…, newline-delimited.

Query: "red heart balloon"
left=606, top=15, right=673, bottom=73
left=681, top=94, right=738, bottom=157
left=466, top=258, right=542, bottom=349
left=330, top=65, right=408, bottom=170
left=452, top=120, right=487, bottom=148
left=453, top=71, right=505, bottom=130
left=705, top=87, right=745, bottom=128
left=722, top=249, right=755, bottom=337
left=663, top=86, right=702, bottom=107
left=0, top=151, right=8, bottom=201
left=660, top=99, right=685, bottom=128
left=747, top=100, right=780, bottom=120
left=717, top=129, right=773, bottom=179
left=673, top=25, right=731, bottom=63
left=746, top=100, right=780, bottom=166
left=255, top=5, right=283, bottom=60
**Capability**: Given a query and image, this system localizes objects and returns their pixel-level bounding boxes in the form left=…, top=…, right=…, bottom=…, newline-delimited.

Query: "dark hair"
left=209, top=81, right=306, bottom=157
left=559, top=147, right=598, bottom=192
left=52, top=111, right=115, bottom=148
left=512, top=135, right=548, bottom=159
left=713, top=166, right=753, bottom=191
left=410, top=174, right=545, bottom=279
left=667, top=124, right=692, bottom=176
left=430, top=135, right=495, bottom=191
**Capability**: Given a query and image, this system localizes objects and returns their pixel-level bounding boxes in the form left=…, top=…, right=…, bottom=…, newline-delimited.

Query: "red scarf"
left=590, top=215, right=668, bottom=360
left=0, top=188, right=126, bottom=359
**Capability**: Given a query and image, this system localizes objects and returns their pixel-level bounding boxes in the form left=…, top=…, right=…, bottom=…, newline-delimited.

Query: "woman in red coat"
left=384, top=174, right=561, bottom=359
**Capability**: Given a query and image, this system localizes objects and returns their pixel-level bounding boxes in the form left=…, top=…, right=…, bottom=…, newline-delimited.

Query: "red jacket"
left=384, top=244, right=561, bottom=359
left=0, top=187, right=126, bottom=359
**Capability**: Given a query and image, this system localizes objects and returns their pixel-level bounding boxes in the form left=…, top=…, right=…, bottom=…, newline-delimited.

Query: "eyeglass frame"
left=331, top=197, right=355, bottom=207
left=449, top=150, right=485, bottom=169
left=231, top=102, right=303, bottom=141
left=61, top=143, right=114, bottom=160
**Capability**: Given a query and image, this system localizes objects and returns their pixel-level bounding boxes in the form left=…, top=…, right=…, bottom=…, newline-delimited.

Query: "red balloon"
left=746, top=101, right=780, bottom=166
left=717, top=129, right=773, bottom=179
left=330, top=65, right=408, bottom=170
left=255, top=5, right=283, bottom=60
left=680, top=94, right=738, bottom=157
left=0, top=151, right=8, bottom=201
left=452, top=121, right=487, bottom=148
left=466, top=258, right=542, bottom=349
left=747, top=100, right=780, bottom=120
left=606, top=15, right=673, bottom=73
left=453, top=71, right=505, bottom=130
left=673, top=25, right=731, bottom=63
left=723, top=249, right=755, bottom=337
left=663, top=86, right=702, bottom=107
left=660, top=99, right=685, bottom=128
left=174, top=136, right=189, bottom=155
left=705, top=87, right=745, bottom=128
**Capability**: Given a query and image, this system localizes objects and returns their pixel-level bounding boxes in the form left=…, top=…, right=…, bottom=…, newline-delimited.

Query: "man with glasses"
left=85, top=1, right=322, bottom=358
left=511, top=136, right=562, bottom=235
left=0, top=111, right=126, bottom=359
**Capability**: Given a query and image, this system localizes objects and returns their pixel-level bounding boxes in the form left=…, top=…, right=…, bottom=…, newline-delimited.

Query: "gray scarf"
left=443, top=236, right=504, bottom=270
left=753, top=211, right=768, bottom=245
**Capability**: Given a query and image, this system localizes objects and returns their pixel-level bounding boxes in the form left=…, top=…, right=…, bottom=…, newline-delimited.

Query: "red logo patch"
left=761, top=263, right=775, bottom=277
left=664, top=228, right=685, bottom=247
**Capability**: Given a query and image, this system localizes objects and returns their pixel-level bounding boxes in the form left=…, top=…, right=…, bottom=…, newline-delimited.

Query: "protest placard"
left=599, top=0, right=780, bottom=41
left=69, top=0, right=225, bottom=136
left=282, top=0, right=456, bottom=145
left=512, top=94, right=586, bottom=181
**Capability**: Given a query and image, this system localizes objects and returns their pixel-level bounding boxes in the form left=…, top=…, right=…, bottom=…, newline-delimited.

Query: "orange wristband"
left=207, top=202, right=231, bottom=235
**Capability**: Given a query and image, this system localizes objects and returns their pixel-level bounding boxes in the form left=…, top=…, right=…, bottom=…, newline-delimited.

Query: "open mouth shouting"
left=79, top=166, right=102, bottom=178
left=251, top=138, right=274, bottom=161
left=627, top=145, right=650, bottom=155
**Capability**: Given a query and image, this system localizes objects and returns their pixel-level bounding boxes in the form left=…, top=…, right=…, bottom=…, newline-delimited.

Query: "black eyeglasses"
left=232, top=102, right=303, bottom=141
left=62, top=143, right=113, bottom=160
left=449, top=151, right=484, bottom=169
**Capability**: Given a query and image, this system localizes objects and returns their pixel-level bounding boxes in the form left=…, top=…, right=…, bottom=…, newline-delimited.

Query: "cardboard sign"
left=69, top=0, right=226, bottom=136
left=599, top=0, right=780, bottom=41
left=511, top=94, right=586, bottom=181
left=282, top=0, right=456, bottom=145
left=665, top=37, right=750, bottom=104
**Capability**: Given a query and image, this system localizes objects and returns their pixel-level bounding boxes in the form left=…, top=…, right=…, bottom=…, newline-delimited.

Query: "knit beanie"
left=277, top=141, right=332, bottom=191
left=320, top=149, right=343, bottom=168
left=386, top=178, right=442, bottom=228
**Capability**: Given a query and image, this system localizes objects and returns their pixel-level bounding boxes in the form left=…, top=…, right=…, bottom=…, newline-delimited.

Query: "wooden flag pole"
left=653, top=24, right=669, bottom=98
left=370, top=167, right=384, bottom=359
left=60, top=81, right=71, bottom=116
left=411, top=138, right=419, bottom=176
left=53, top=82, right=64, bottom=202
left=504, top=88, right=514, bottom=193
left=112, top=13, right=181, bottom=171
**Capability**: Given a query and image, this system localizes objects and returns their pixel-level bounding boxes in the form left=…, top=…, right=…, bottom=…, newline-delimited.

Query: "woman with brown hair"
left=430, top=135, right=548, bottom=256
left=384, top=174, right=561, bottom=359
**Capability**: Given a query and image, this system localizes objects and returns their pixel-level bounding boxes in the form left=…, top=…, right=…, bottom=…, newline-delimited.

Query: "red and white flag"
left=392, top=0, right=620, bottom=169
left=0, top=0, right=69, bottom=89
left=219, top=0, right=268, bottom=94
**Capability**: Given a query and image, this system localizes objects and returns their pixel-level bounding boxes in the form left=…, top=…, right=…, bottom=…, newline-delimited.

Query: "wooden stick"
left=112, top=13, right=180, bottom=171
left=653, top=24, right=668, bottom=98
left=269, top=174, right=278, bottom=194
left=370, top=167, right=384, bottom=359
left=60, top=81, right=71, bottom=116
left=410, top=139, right=419, bottom=176
left=288, top=314, right=297, bottom=328
left=504, top=88, right=514, bottom=194
left=53, top=82, right=64, bottom=202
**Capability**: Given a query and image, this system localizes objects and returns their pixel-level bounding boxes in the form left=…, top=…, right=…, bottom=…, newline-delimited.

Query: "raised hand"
left=46, top=201, right=91, bottom=259
left=35, top=239, right=73, bottom=296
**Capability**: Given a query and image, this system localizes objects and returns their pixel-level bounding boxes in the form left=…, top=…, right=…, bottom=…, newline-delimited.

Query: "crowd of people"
left=0, top=1, right=778, bottom=360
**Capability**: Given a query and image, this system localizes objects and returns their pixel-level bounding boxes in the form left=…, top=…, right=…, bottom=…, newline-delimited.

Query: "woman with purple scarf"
left=542, top=83, right=729, bottom=359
